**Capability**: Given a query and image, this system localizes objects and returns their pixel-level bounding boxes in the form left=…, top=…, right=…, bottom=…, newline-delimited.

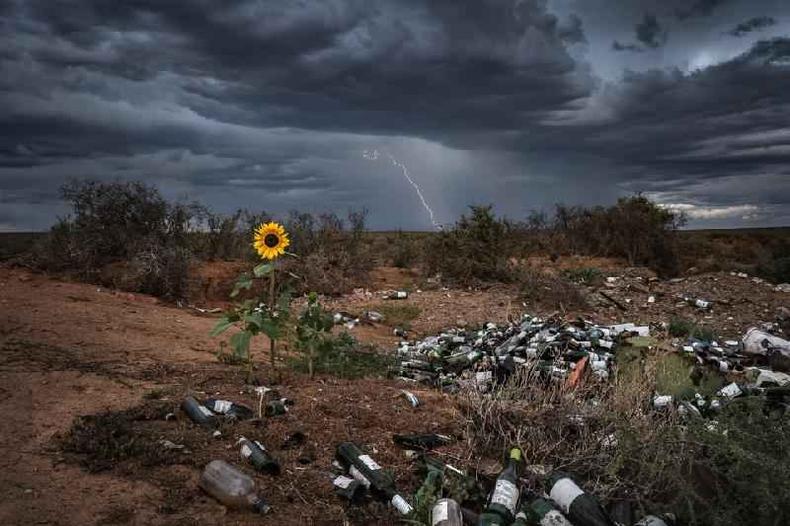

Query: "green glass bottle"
left=481, top=448, right=522, bottom=523
left=546, top=472, right=615, bottom=526
left=335, top=442, right=413, bottom=516
left=513, top=493, right=573, bottom=525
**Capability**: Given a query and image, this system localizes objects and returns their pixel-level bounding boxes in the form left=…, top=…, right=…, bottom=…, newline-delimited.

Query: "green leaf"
left=210, top=316, right=234, bottom=337
left=243, top=311, right=265, bottom=330
left=230, top=274, right=253, bottom=298
left=253, top=263, right=273, bottom=277
left=230, top=330, right=252, bottom=359
left=259, top=317, right=281, bottom=339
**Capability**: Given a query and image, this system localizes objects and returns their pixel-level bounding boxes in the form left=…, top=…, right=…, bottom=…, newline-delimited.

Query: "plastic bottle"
left=198, top=460, right=270, bottom=514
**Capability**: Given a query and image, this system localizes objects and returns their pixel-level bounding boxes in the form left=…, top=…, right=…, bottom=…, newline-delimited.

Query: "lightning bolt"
left=363, top=149, right=440, bottom=230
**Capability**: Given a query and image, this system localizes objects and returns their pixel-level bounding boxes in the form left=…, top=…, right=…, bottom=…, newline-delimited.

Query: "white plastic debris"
left=159, top=439, right=185, bottom=450
left=754, top=369, right=790, bottom=387
left=717, top=382, right=743, bottom=399
left=609, top=323, right=635, bottom=336
left=366, top=311, right=384, bottom=322
left=741, top=327, right=790, bottom=357
left=653, top=395, right=673, bottom=409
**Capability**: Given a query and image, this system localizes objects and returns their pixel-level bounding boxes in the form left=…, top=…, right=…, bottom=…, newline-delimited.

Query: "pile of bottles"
left=679, top=325, right=790, bottom=373
left=427, top=447, right=675, bottom=526
left=394, top=315, right=647, bottom=391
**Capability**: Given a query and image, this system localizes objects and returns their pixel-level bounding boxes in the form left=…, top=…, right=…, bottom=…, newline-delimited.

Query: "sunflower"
left=253, top=222, right=290, bottom=260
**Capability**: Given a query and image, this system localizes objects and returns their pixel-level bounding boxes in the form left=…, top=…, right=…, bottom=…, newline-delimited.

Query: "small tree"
left=295, top=292, right=334, bottom=378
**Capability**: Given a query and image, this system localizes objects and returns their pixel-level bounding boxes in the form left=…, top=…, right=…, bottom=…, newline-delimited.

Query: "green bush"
left=424, top=205, right=516, bottom=284
left=391, top=230, right=418, bottom=268
left=288, top=332, right=393, bottom=379
left=550, top=195, right=685, bottom=277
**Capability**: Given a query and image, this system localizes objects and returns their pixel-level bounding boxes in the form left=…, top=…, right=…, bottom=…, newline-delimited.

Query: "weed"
left=562, top=267, right=603, bottom=285
left=669, top=317, right=716, bottom=341
left=58, top=403, right=177, bottom=473
left=288, top=332, right=393, bottom=379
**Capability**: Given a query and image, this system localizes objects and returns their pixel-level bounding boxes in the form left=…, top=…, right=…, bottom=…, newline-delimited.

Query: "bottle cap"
left=509, top=448, right=522, bottom=462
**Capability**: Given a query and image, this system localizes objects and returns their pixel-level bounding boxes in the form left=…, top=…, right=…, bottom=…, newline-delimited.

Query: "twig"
left=599, top=290, right=627, bottom=311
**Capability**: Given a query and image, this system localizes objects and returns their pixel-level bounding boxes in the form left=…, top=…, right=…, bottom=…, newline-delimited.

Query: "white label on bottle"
left=254, top=440, right=266, bottom=451
left=431, top=500, right=449, bottom=525
left=348, top=465, right=371, bottom=488
left=357, top=454, right=381, bottom=471
left=391, top=494, right=413, bottom=515
left=549, top=478, right=584, bottom=514
left=490, top=479, right=518, bottom=515
left=213, top=400, right=233, bottom=413
left=541, top=510, right=573, bottom=526
left=240, top=444, right=252, bottom=459
left=333, top=475, right=355, bottom=489
left=198, top=405, right=214, bottom=417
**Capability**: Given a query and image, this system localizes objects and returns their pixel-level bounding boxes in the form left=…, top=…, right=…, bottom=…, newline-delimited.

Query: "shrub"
left=32, top=180, right=200, bottom=299
left=391, top=230, right=418, bottom=268
left=457, top=353, right=790, bottom=526
left=424, top=205, right=516, bottom=284
left=281, top=209, right=374, bottom=295
left=533, top=196, right=684, bottom=277
left=518, top=269, right=588, bottom=311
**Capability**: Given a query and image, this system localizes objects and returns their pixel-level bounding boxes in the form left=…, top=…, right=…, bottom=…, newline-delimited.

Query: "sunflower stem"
left=269, top=264, right=278, bottom=381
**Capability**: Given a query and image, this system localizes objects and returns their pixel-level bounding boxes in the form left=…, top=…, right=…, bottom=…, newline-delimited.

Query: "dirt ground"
left=0, top=266, right=467, bottom=525
left=1, top=263, right=788, bottom=525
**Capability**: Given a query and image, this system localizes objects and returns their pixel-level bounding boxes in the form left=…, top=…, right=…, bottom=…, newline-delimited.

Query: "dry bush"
left=32, top=180, right=200, bottom=300
left=456, top=353, right=790, bottom=525
left=517, top=269, right=588, bottom=312
left=280, top=209, right=374, bottom=295
left=457, top=359, right=697, bottom=515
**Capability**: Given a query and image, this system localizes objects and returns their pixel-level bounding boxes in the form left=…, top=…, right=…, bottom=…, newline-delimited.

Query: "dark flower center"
left=264, top=233, right=280, bottom=248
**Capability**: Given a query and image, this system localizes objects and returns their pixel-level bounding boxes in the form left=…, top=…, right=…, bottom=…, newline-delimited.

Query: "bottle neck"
left=248, top=494, right=270, bottom=514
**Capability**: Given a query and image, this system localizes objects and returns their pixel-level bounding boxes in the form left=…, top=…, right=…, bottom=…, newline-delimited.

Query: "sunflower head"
left=253, top=222, right=290, bottom=260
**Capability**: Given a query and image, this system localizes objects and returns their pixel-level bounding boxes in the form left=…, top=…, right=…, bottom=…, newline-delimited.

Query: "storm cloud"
left=728, top=16, right=777, bottom=37
left=1, top=0, right=790, bottom=230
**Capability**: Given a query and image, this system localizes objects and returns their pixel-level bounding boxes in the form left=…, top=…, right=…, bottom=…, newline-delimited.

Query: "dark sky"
left=1, top=0, right=790, bottom=231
